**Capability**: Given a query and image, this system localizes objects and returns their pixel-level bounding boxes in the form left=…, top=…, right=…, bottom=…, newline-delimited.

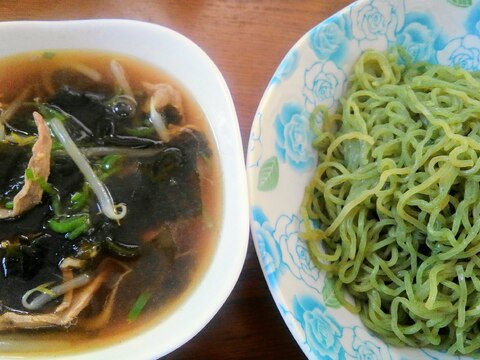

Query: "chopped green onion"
left=101, top=154, right=122, bottom=172
left=70, top=192, right=83, bottom=202
left=70, top=192, right=86, bottom=211
left=51, top=198, right=62, bottom=216
left=25, top=168, right=61, bottom=215
left=25, top=168, right=55, bottom=195
left=105, top=237, right=140, bottom=258
left=5, top=201, right=13, bottom=210
left=97, top=155, right=123, bottom=180
left=124, top=126, right=155, bottom=137
left=128, top=291, right=151, bottom=322
left=67, top=222, right=90, bottom=240
left=42, top=51, right=55, bottom=59
left=6, top=133, right=37, bottom=146
left=48, top=214, right=90, bottom=239
left=24, top=168, right=34, bottom=180
left=48, top=215, right=87, bottom=232
left=38, top=104, right=66, bottom=122
left=51, top=141, right=64, bottom=151
left=70, top=183, right=90, bottom=211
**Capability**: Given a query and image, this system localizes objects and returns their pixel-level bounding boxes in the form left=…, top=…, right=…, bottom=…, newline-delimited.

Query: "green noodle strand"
left=301, top=48, right=480, bottom=356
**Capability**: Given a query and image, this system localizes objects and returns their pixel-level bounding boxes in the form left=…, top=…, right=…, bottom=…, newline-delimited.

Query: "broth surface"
left=0, top=50, right=222, bottom=355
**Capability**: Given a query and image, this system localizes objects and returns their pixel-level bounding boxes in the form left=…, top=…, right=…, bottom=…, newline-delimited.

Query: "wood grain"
left=0, top=1, right=352, bottom=359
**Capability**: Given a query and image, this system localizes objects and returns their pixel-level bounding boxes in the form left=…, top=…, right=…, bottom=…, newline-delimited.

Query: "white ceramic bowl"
left=0, top=19, right=248, bottom=359
left=248, top=0, right=480, bottom=359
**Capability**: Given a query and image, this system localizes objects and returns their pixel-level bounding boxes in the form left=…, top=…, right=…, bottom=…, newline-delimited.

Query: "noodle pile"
left=301, top=48, right=480, bottom=355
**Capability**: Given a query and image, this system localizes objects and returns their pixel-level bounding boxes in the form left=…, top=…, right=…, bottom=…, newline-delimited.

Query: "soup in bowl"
left=0, top=20, right=248, bottom=359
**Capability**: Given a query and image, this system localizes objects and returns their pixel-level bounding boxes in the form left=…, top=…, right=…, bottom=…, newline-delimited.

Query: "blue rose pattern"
left=397, top=13, right=442, bottom=63
left=252, top=206, right=283, bottom=283
left=276, top=214, right=322, bottom=290
left=350, top=327, right=392, bottom=360
left=270, top=49, right=299, bottom=85
left=252, top=207, right=323, bottom=290
left=249, top=0, right=480, bottom=359
left=437, top=0, right=480, bottom=71
left=274, top=103, right=315, bottom=171
left=465, top=1, right=480, bottom=35
left=350, top=0, right=405, bottom=50
left=303, top=60, right=347, bottom=112
left=438, top=34, right=480, bottom=71
left=309, top=15, right=350, bottom=63
left=293, top=295, right=346, bottom=360
left=247, top=112, right=263, bottom=168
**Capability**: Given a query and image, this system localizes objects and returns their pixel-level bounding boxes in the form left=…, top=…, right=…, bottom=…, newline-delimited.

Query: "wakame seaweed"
left=0, top=51, right=219, bottom=345
left=0, top=80, right=207, bottom=313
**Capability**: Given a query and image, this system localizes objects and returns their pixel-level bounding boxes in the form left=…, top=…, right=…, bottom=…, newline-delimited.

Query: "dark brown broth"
left=0, top=50, right=222, bottom=355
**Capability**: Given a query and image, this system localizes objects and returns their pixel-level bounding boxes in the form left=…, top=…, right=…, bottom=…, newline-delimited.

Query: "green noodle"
left=301, top=48, right=480, bottom=356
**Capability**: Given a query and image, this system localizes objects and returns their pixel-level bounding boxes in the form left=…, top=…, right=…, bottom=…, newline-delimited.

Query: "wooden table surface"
left=0, top=1, right=353, bottom=358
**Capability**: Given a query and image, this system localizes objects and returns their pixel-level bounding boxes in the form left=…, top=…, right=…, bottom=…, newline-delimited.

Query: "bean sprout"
left=110, top=60, right=134, bottom=98
left=49, top=117, right=127, bottom=220
left=22, top=274, right=91, bottom=311
left=69, top=63, right=102, bottom=82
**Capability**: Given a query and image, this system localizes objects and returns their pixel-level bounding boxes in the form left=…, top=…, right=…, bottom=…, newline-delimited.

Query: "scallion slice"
left=128, top=291, right=151, bottom=322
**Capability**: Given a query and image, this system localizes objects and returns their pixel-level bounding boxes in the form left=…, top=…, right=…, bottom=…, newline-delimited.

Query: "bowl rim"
left=0, top=18, right=249, bottom=360
left=246, top=3, right=355, bottom=358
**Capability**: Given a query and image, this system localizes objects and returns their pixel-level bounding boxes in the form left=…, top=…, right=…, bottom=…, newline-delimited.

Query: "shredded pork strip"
left=143, top=81, right=183, bottom=116
left=0, top=111, right=52, bottom=218
left=0, top=260, right=130, bottom=330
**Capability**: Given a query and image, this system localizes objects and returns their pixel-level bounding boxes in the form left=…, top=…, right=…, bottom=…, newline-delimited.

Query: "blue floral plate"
left=247, top=0, right=480, bottom=359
